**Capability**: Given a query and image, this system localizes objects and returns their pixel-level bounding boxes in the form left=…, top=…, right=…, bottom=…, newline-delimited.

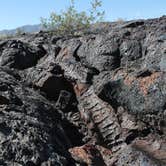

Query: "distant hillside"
left=0, top=24, right=42, bottom=35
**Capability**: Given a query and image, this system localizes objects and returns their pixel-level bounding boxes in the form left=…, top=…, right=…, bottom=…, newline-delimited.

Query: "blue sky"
left=0, top=0, right=165, bottom=30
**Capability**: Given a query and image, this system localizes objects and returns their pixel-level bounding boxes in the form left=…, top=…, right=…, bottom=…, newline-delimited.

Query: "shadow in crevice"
left=135, top=69, right=153, bottom=78
left=125, top=128, right=151, bottom=144
left=98, top=80, right=122, bottom=111
left=62, top=118, right=85, bottom=147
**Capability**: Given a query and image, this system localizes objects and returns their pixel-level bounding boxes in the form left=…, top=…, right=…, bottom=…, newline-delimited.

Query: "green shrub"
left=41, top=0, right=105, bottom=34
left=15, top=28, right=24, bottom=36
left=0, top=34, right=14, bottom=40
left=116, top=18, right=125, bottom=23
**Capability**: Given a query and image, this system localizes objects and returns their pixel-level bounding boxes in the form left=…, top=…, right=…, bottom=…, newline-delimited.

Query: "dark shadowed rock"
left=0, top=40, right=46, bottom=69
left=0, top=69, right=76, bottom=165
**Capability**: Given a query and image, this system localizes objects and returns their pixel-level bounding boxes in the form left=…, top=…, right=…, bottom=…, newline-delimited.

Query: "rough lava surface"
left=0, top=16, right=166, bottom=166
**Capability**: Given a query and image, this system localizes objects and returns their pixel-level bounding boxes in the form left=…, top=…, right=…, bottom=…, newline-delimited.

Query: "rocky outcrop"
left=0, top=16, right=165, bottom=165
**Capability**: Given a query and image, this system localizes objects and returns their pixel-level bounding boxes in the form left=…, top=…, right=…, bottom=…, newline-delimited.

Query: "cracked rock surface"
left=0, top=16, right=165, bottom=166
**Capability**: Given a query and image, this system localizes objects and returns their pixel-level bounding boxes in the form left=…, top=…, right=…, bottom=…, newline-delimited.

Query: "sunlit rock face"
left=0, top=16, right=165, bottom=165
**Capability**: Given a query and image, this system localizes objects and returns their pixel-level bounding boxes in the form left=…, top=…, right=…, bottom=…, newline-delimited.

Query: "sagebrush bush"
left=41, top=0, right=105, bottom=34
left=15, top=28, right=24, bottom=36
left=0, top=34, right=14, bottom=40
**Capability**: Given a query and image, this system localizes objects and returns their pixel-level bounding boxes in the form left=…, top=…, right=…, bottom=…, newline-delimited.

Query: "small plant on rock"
left=15, top=28, right=24, bottom=36
left=41, top=0, right=105, bottom=35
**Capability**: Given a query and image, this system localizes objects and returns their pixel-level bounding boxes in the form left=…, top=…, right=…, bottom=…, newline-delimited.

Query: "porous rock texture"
left=0, top=16, right=166, bottom=166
